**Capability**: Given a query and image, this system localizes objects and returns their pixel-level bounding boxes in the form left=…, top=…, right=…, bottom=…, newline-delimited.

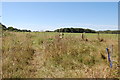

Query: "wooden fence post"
left=81, top=32, right=88, bottom=41
left=81, top=33, right=84, bottom=40
left=98, top=32, right=100, bottom=40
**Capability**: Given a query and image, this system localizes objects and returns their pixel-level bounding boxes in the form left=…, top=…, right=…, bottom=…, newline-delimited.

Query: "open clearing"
left=2, top=31, right=119, bottom=78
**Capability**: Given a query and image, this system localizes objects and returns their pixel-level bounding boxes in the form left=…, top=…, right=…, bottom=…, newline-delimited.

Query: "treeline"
left=54, top=28, right=96, bottom=33
left=0, top=23, right=31, bottom=32
left=1, top=23, right=120, bottom=34
left=47, top=28, right=120, bottom=34
left=98, top=30, right=120, bottom=34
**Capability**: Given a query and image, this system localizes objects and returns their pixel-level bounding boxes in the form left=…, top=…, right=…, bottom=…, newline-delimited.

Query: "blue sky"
left=1, top=2, right=118, bottom=31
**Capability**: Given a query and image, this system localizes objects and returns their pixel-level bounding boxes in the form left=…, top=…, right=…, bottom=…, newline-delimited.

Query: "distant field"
left=2, top=31, right=119, bottom=78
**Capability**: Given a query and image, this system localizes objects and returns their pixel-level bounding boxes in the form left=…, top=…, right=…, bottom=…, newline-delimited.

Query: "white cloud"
left=1, top=0, right=119, bottom=2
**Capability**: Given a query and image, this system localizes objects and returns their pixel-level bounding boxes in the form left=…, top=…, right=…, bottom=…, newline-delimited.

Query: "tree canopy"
left=54, top=28, right=96, bottom=33
left=0, top=23, right=31, bottom=32
left=1, top=23, right=120, bottom=34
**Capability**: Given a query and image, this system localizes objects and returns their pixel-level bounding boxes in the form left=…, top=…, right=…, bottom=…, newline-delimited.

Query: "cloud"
left=1, top=0, right=119, bottom=2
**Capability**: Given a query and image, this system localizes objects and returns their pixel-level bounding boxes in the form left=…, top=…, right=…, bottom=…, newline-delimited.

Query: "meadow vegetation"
left=1, top=31, right=119, bottom=78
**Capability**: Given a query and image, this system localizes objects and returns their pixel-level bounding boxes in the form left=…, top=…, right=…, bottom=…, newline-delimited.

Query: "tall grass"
left=35, top=33, right=118, bottom=78
left=2, top=32, right=35, bottom=78
left=2, top=32, right=119, bottom=78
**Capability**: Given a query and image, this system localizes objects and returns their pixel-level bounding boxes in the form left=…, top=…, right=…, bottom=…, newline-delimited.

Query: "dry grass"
left=1, top=31, right=119, bottom=78
left=2, top=32, right=35, bottom=78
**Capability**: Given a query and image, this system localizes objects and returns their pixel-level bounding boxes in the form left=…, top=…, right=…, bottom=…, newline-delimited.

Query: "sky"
left=1, top=2, right=118, bottom=31
left=1, top=0, right=120, bottom=2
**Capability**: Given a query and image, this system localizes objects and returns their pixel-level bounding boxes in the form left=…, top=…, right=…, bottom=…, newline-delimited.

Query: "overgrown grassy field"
left=2, top=31, right=119, bottom=78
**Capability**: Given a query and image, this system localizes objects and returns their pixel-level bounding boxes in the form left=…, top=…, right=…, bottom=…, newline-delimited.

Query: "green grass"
left=2, top=31, right=119, bottom=78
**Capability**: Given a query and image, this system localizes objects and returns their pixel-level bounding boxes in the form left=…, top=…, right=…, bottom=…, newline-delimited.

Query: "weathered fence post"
left=81, top=33, right=84, bottom=40
left=98, top=32, right=104, bottom=42
left=81, top=32, right=88, bottom=41
left=98, top=32, right=100, bottom=40
left=110, top=45, right=113, bottom=58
